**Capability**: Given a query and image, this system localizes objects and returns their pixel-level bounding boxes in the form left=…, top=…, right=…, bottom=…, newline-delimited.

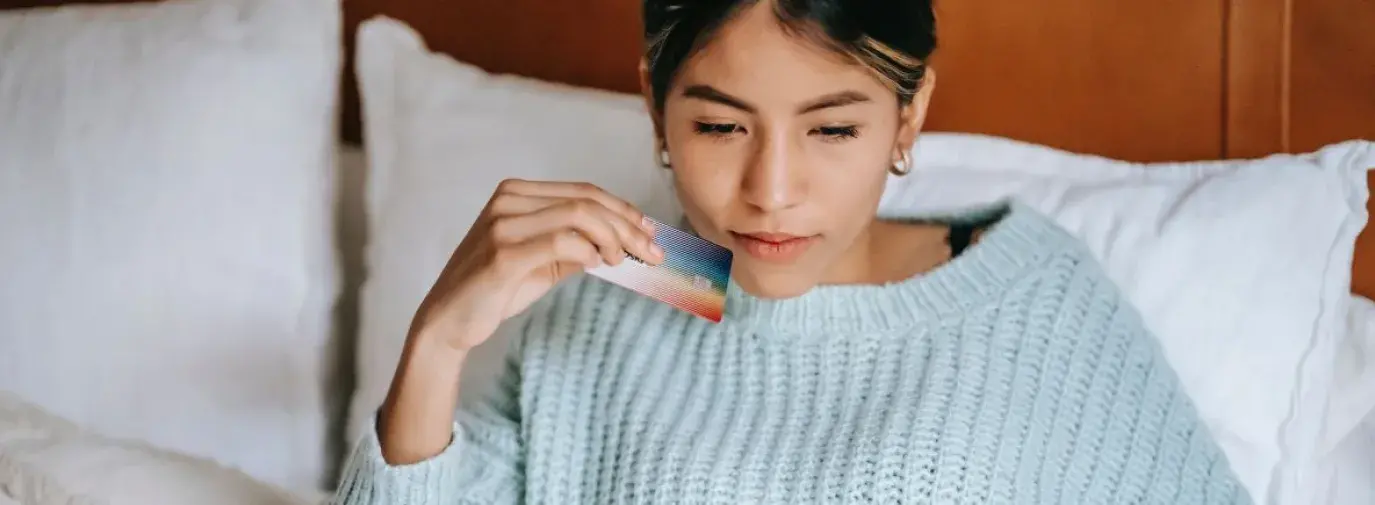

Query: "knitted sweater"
left=332, top=204, right=1253, bottom=505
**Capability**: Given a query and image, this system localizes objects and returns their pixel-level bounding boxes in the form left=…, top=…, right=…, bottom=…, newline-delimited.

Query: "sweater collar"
left=720, top=202, right=1075, bottom=337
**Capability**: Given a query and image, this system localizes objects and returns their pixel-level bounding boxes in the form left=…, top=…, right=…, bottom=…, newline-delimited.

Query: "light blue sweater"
left=332, top=204, right=1252, bottom=504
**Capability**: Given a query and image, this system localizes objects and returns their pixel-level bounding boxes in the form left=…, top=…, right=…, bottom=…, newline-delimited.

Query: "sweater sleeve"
left=331, top=325, right=528, bottom=505
left=1100, top=291, right=1256, bottom=504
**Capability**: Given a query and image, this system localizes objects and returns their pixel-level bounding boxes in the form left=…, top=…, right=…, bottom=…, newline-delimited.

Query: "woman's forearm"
left=376, top=332, right=469, bottom=465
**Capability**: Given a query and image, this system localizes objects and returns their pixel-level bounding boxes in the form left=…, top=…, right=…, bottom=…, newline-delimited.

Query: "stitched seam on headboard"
left=1279, top=0, right=1294, bottom=153
left=1221, top=0, right=1231, bottom=157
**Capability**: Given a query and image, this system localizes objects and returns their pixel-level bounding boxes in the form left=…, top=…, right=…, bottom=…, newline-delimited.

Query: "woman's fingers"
left=486, top=200, right=621, bottom=265
left=495, top=179, right=655, bottom=236
left=486, top=192, right=560, bottom=218
left=490, top=231, right=601, bottom=280
left=487, top=197, right=663, bottom=266
left=598, top=203, right=665, bottom=265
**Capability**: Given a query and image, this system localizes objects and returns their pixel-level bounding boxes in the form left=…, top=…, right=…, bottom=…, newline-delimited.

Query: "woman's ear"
left=639, top=58, right=665, bottom=141
left=894, top=66, right=937, bottom=153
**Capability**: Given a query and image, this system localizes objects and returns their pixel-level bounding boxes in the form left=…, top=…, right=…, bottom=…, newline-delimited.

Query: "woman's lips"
left=730, top=231, right=818, bottom=264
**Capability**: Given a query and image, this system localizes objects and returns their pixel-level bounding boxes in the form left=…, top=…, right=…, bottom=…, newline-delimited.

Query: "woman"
left=333, top=0, right=1252, bottom=503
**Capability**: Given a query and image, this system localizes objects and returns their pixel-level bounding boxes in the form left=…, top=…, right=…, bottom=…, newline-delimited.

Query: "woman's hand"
left=377, top=179, right=663, bottom=465
left=408, top=179, right=665, bottom=351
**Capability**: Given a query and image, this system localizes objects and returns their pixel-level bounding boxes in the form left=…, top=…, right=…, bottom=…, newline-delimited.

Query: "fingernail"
left=641, top=216, right=656, bottom=232
left=651, top=243, right=665, bottom=259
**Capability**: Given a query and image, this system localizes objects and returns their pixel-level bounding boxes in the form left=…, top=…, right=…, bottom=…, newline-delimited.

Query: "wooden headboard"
left=5, top=0, right=1374, bottom=293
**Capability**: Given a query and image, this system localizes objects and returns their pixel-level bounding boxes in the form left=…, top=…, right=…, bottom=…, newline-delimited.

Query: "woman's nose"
left=740, top=133, right=806, bottom=212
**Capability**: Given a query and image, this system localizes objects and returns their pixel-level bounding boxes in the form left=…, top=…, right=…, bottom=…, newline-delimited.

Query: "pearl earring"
left=889, top=150, right=912, bottom=176
left=656, top=141, right=672, bottom=168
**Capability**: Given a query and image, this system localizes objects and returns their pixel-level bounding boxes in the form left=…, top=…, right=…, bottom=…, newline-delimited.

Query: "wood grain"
left=1288, top=0, right=1375, bottom=153
left=927, top=0, right=1225, bottom=162
left=1226, top=0, right=1290, bottom=158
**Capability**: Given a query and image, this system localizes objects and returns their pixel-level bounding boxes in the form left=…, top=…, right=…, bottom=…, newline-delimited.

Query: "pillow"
left=0, top=0, right=342, bottom=491
left=1311, top=295, right=1375, bottom=505
left=0, top=391, right=317, bottom=505
left=349, top=17, right=678, bottom=445
left=350, top=16, right=1375, bottom=503
left=1326, top=295, right=1375, bottom=453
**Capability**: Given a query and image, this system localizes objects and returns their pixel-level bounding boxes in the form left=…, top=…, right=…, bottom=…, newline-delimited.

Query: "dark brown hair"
left=643, top=0, right=937, bottom=111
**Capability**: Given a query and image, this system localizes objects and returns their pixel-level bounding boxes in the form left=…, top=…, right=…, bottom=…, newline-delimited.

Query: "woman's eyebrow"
left=681, top=85, right=756, bottom=113
left=681, top=85, right=871, bottom=114
left=797, top=90, right=871, bottom=114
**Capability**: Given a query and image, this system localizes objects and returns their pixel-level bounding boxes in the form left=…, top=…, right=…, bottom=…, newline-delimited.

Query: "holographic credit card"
left=585, top=216, right=733, bottom=323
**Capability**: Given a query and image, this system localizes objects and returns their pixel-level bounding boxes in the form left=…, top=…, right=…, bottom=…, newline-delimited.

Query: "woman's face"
left=647, top=3, right=934, bottom=298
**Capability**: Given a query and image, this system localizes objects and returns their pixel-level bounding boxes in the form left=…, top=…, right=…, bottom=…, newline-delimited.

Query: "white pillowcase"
left=350, top=16, right=1374, bottom=504
left=349, top=17, right=678, bottom=445
left=1328, top=295, right=1375, bottom=454
left=1314, top=295, right=1375, bottom=505
left=0, top=391, right=316, bottom=505
left=0, top=0, right=342, bottom=491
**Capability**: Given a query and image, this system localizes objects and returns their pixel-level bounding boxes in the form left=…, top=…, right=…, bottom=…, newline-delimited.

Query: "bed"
left=0, top=0, right=1371, bottom=504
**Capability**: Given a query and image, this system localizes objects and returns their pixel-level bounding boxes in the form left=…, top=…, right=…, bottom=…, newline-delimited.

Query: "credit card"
left=585, top=216, right=733, bottom=323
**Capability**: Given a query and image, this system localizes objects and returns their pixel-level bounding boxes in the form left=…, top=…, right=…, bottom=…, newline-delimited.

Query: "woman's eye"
left=813, top=125, right=860, bottom=141
left=693, top=121, right=743, bottom=138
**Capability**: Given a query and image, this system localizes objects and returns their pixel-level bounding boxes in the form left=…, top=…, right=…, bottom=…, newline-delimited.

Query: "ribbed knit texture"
left=332, top=203, right=1253, bottom=505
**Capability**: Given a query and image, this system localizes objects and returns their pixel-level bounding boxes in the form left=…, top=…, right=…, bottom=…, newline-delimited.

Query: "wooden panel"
left=1225, top=0, right=1289, bottom=158
left=1289, top=0, right=1375, bottom=153
left=343, top=0, right=1229, bottom=161
left=927, top=0, right=1226, bottom=162
left=1227, top=0, right=1375, bottom=155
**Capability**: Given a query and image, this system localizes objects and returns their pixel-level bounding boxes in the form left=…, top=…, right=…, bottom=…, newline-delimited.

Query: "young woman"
left=333, top=0, right=1253, bottom=503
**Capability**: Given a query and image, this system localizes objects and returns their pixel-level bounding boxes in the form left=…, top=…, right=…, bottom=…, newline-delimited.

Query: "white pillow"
left=0, top=0, right=342, bottom=491
left=1312, top=295, right=1375, bottom=505
left=350, top=16, right=1375, bottom=503
left=1327, top=295, right=1375, bottom=453
left=0, top=391, right=317, bottom=505
left=349, top=17, right=678, bottom=445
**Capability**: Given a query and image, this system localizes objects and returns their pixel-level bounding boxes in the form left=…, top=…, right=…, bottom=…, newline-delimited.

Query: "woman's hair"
left=642, top=0, right=937, bottom=112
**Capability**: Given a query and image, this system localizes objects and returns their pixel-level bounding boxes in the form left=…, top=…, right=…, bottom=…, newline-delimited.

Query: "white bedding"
left=1320, top=295, right=1375, bottom=503
left=0, top=391, right=319, bottom=505
left=1327, top=417, right=1375, bottom=504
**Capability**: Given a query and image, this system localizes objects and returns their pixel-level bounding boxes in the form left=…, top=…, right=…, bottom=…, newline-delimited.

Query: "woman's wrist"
left=406, top=325, right=474, bottom=366
left=377, top=332, right=470, bottom=464
left=406, top=312, right=494, bottom=357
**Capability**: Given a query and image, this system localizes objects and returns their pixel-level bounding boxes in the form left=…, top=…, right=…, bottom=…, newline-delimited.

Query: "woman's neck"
left=819, top=219, right=956, bottom=286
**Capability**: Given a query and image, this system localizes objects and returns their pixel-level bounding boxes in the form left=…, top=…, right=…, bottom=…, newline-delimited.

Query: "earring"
left=656, top=141, right=672, bottom=169
left=889, top=150, right=912, bottom=176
